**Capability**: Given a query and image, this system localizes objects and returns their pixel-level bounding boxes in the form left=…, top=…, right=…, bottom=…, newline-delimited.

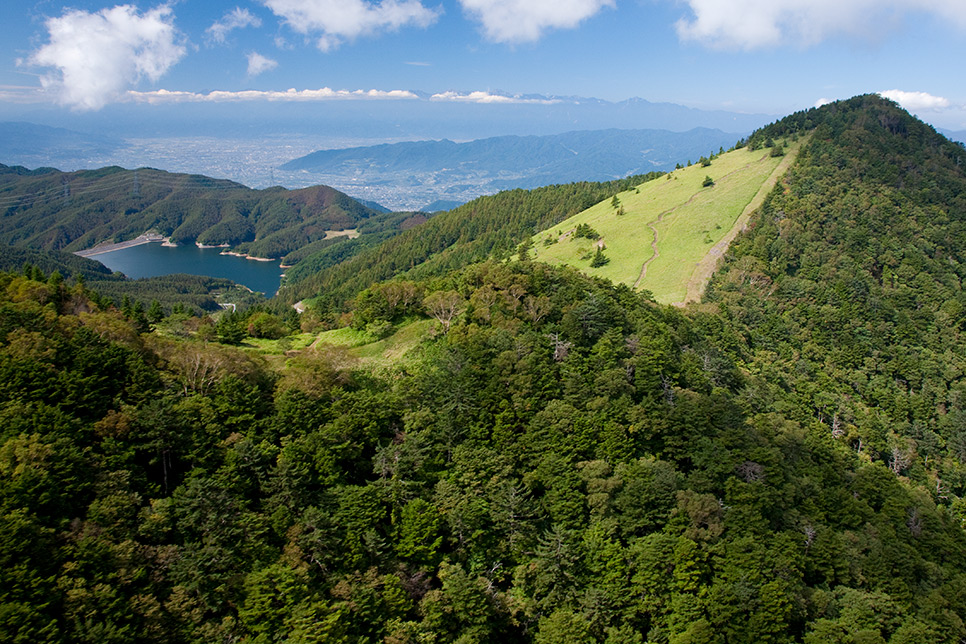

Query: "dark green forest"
left=3, top=95, right=966, bottom=643
left=0, top=165, right=384, bottom=259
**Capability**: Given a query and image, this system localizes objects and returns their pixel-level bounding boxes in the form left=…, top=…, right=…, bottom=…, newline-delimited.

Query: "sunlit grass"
left=307, top=318, right=435, bottom=369
left=242, top=333, right=317, bottom=353
left=530, top=141, right=800, bottom=303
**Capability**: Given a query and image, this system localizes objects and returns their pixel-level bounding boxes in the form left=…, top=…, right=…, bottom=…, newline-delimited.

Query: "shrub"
left=574, top=223, right=600, bottom=240
left=590, top=247, right=610, bottom=267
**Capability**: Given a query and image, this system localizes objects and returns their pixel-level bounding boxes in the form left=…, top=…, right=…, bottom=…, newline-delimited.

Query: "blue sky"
left=2, top=0, right=966, bottom=129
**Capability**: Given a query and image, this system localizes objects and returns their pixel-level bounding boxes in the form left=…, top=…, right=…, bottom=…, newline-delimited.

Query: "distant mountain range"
left=1, top=95, right=773, bottom=210
left=941, top=128, right=966, bottom=144
left=2, top=93, right=773, bottom=141
left=281, top=128, right=744, bottom=209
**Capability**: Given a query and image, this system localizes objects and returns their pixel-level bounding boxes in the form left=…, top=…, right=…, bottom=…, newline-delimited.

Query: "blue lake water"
left=94, top=243, right=283, bottom=296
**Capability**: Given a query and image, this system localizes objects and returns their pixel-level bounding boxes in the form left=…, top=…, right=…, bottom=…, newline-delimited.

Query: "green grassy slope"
left=312, top=318, right=434, bottom=368
left=530, top=140, right=801, bottom=303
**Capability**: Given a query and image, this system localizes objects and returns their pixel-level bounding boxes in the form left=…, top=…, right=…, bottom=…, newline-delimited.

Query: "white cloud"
left=0, top=85, right=46, bottom=104
left=207, top=7, right=262, bottom=44
left=430, top=90, right=560, bottom=104
left=675, top=0, right=966, bottom=50
left=260, top=0, right=439, bottom=52
left=878, top=90, right=951, bottom=111
left=247, top=52, right=279, bottom=76
left=25, top=4, right=185, bottom=111
left=814, top=97, right=833, bottom=108
left=127, top=87, right=420, bottom=103
left=459, top=0, right=614, bottom=43
left=125, top=88, right=566, bottom=105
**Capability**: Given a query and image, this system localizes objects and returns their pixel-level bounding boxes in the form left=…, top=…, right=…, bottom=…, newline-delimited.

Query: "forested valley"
left=3, top=95, right=966, bottom=643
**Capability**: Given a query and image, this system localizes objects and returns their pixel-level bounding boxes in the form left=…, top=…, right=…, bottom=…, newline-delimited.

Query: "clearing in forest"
left=529, top=138, right=802, bottom=304
left=221, top=318, right=432, bottom=371
left=309, top=318, right=434, bottom=369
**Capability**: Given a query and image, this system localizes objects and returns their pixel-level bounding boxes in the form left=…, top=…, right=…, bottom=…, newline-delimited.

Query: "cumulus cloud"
left=430, top=90, right=560, bottom=104
left=247, top=52, right=279, bottom=76
left=675, top=0, right=966, bottom=50
left=878, top=89, right=951, bottom=111
left=127, top=87, right=420, bottom=103
left=260, top=0, right=439, bottom=52
left=459, top=0, right=614, bottom=43
left=207, top=7, right=262, bottom=44
left=814, top=98, right=833, bottom=108
left=25, top=4, right=185, bottom=110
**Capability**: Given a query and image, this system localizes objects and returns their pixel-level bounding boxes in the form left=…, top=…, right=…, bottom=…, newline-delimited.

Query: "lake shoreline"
left=89, top=239, right=283, bottom=296
left=220, top=250, right=277, bottom=262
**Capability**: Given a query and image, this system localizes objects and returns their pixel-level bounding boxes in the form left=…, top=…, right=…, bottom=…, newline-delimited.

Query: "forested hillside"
left=3, top=95, right=966, bottom=643
left=0, top=164, right=384, bottom=259
left=707, top=93, right=966, bottom=531
left=283, top=173, right=663, bottom=311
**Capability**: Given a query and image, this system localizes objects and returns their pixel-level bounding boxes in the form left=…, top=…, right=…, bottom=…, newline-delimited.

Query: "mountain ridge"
left=280, top=128, right=742, bottom=208
left=0, top=163, right=389, bottom=261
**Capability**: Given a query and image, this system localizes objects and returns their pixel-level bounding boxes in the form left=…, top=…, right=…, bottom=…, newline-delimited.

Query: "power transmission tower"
left=133, top=168, right=140, bottom=198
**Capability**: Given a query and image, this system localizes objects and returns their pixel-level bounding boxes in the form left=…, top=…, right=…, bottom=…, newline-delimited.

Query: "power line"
left=0, top=168, right=253, bottom=209
left=0, top=173, right=140, bottom=206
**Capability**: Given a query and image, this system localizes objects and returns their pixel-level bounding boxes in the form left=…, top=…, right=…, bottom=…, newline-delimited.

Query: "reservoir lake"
left=94, top=242, right=283, bottom=296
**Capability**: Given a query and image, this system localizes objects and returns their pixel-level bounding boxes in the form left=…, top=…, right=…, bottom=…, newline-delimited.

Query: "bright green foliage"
left=394, top=498, right=443, bottom=566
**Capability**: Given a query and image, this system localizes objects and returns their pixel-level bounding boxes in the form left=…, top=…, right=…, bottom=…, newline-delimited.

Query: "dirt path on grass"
left=672, top=139, right=807, bottom=306
left=631, top=161, right=752, bottom=290
left=632, top=211, right=669, bottom=289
